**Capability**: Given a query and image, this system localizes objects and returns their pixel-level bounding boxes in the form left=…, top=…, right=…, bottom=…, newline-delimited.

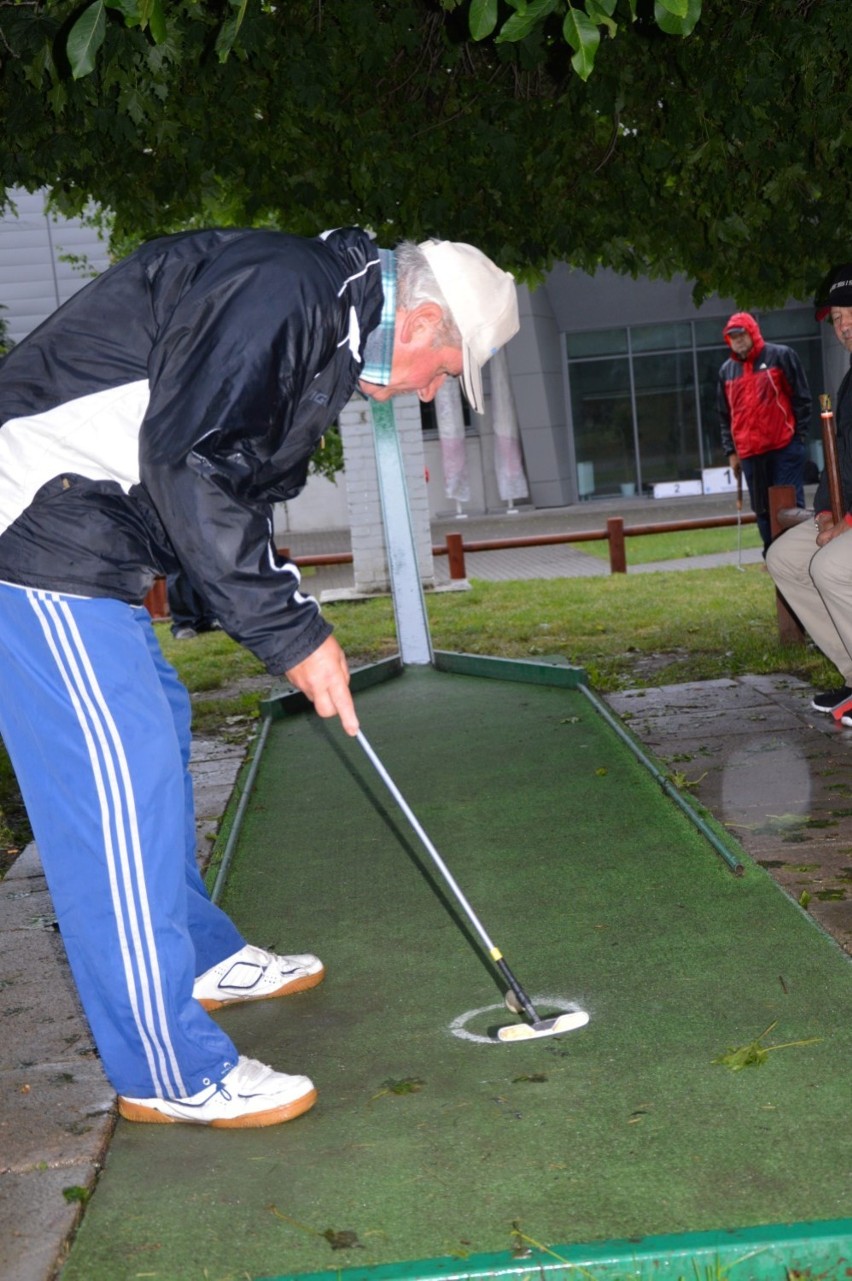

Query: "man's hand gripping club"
left=285, top=635, right=360, bottom=736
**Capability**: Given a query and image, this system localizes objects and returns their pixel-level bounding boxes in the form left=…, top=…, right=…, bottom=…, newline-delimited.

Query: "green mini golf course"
left=61, top=657, right=852, bottom=1281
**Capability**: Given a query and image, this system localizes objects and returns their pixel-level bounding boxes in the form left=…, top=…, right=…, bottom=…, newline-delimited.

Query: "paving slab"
left=0, top=1166, right=99, bottom=1281
left=0, top=735, right=245, bottom=1281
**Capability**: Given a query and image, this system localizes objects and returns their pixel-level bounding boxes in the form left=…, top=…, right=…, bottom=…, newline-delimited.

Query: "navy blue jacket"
left=0, top=227, right=383, bottom=673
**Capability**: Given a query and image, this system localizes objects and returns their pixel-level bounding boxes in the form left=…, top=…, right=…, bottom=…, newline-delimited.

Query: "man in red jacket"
left=717, top=311, right=812, bottom=550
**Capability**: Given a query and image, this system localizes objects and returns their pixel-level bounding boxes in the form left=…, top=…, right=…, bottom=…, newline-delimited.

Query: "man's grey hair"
left=395, top=240, right=462, bottom=347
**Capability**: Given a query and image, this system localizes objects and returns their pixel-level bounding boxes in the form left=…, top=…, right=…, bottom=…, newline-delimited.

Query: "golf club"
left=736, top=468, right=744, bottom=571
left=355, top=728, right=589, bottom=1042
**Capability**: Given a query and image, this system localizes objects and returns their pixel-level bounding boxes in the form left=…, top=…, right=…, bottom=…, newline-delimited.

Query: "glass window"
left=420, top=395, right=472, bottom=435
left=569, top=357, right=636, bottom=498
left=694, top=316, right=730, bottom=347
left=759, top=308, right=820, bottom=341
left=633, top=351, right=700, bottom=485
left=630, top=322, right=693, bottom=353
left=696, top=346, right=728, bottom=469
left=564, top=328, right=628, bottom=358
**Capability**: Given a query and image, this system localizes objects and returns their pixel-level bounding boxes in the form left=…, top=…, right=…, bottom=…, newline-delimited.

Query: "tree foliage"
left=0, top=0, right=848, bottom=304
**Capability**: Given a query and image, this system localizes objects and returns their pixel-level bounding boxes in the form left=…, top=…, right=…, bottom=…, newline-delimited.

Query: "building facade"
left=507, top=265, right=841, bottom=512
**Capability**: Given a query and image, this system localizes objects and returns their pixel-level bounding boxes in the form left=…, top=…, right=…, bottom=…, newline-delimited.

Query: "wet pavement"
left=607, top=674, right=852, bottom=958
left=0, top=736, right=246, bottom=1281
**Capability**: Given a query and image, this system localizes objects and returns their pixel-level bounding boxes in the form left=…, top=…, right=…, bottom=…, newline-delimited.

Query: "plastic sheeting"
left=434, top=379, right=470, bottom=503
left=490, top=348, right=529, bottom=503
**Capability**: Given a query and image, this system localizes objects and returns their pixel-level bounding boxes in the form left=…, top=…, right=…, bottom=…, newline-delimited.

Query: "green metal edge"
left=255, top=1217, right=852, bottom=1281
left=577, top=683, right=746, bottom=877
left=202, top=719, right=270, bottom=896
left=260, top=655, right=405, bottom=720
left=205, top=657, right=405, bottom=892
left=429, top=653, right=743, bottom=875
left=432, top=650, right=587, bottom=687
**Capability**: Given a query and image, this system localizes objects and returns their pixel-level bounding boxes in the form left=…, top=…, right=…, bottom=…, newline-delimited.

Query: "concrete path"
left=0, top=736, right=246, bottom=1281
left=282, top=490, right=771, bottom=596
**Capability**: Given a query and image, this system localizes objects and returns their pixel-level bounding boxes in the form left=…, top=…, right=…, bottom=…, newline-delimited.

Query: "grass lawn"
left=156, top=559, right=832, bottom=716
left=0, top=563, right=835, bottom=876
left=579, top=522, right=764, bottom=563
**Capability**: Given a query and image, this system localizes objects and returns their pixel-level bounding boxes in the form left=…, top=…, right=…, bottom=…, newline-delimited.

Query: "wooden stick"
left=820, top=393, right=844, bottom=524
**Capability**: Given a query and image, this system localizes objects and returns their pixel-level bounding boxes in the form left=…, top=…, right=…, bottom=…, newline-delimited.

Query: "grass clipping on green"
left=713, top=1020, right=822, bottom=1072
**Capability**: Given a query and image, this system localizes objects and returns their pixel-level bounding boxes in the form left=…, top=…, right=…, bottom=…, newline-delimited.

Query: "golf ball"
left=504, top=990, right=523, bottom=1014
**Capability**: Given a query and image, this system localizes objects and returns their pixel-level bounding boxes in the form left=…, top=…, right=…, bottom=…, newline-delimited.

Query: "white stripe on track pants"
left=0, top=583, right=245, bottom=1097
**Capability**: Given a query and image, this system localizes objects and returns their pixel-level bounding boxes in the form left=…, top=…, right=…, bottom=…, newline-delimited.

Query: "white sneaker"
left=118, top=1056, right=316, bottom=1127
left=193, top=943, right=325, bottom=1011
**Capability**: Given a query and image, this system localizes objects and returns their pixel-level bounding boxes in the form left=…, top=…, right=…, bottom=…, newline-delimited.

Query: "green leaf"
left=469, top=0, right=499, bottom=41
left=125, top=0, right=166, bottom=40
left=654, top=0, right=701, bottom=37
left=586, top=0, right=618, bottom=37
left=147, top=0, right=167, bottom=45
left=497, top=0, right=560, bottom=42
left=67, top=1, right=107, bottom=80
left=103, top=0, right=141, bottom=27
left=713, top=1020, right=822, bottom=1072
left=563, top=7, right=600, bottom=81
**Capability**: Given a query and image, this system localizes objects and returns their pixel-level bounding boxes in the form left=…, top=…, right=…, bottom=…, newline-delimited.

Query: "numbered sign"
left=701, top=467, right=739, bottom=495
left=652, top=479, right=704, bottom=499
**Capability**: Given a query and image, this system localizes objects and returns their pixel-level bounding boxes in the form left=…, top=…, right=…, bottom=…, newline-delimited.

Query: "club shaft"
left=356, top=729, right=497, bottom=956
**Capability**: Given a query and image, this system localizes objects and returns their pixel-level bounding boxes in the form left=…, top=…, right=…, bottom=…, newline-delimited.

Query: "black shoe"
left=811, top=685, right=852, bottom=714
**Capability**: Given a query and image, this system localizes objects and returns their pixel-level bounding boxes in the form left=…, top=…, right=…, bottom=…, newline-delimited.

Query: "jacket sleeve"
left=779, top=346, right=813, bottom=437
left=718, top=366, right=734, bottom=456
left=138, top=251, right=342, bottom=674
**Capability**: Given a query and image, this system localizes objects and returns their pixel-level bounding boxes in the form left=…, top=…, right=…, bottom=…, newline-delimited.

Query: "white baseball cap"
left=418, top=239, right=519, bottom=414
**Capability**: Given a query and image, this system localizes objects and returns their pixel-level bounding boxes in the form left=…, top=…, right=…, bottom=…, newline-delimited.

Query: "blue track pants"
left=0, top=582, right=246, bottom=1097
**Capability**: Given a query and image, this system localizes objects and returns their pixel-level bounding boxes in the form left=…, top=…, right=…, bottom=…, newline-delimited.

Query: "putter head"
left=497, top=1008, right=589, bottom=1042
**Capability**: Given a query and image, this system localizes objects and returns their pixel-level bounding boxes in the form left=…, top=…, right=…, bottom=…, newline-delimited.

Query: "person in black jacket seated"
left=767, top=263, right=852, bottom=724
left=0, top=228, right=518, bottom=1127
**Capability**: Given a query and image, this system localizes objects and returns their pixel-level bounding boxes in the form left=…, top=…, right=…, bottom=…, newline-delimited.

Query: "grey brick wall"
left=339, top=395, right=435, bottom=593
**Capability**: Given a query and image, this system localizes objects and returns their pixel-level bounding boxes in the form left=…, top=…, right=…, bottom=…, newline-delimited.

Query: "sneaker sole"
left=196, top=964, right=326, bottom=1012
left=117, top=1085, right=317, bottom=1128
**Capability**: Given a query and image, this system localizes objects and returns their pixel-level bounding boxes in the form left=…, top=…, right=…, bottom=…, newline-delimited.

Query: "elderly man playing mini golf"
left=0, top=228, right=518, bottom=1128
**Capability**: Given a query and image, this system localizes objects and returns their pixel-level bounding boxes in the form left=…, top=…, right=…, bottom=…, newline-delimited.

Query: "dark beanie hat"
left=815, top=263, right=852, bottom=320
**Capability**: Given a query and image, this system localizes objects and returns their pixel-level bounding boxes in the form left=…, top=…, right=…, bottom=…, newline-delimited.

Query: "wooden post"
left=769, top=485, right=805, bottom=646
left=607, top=516, right=627, bottom=574
left=820, top=394, right=844, bottom=523
left=446, top=533, right=466, bottom=580
left=143, top=577, right=170, bottom=622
